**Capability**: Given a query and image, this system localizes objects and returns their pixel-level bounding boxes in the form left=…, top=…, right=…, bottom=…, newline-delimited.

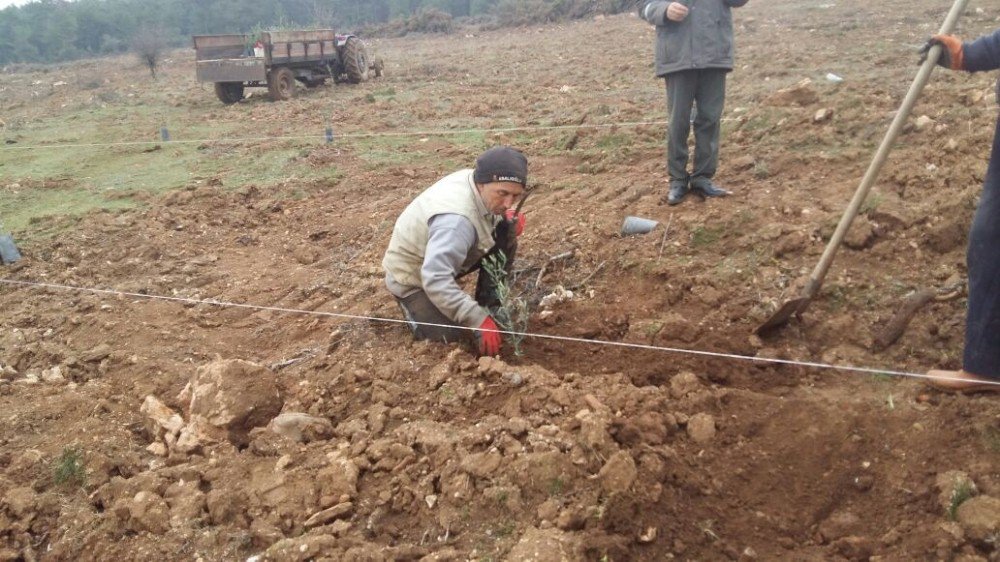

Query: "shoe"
left=691, top=180, right=730, bottom=198
left=665, top=182, right=689, bottom=206
left=925, top=369, right=1000, bottom=394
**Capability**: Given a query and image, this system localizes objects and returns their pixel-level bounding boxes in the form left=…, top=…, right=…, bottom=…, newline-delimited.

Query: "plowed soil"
left=2, top=0, right=999, bottom=560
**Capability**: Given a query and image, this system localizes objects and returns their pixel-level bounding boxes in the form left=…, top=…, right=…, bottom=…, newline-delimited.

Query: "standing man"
left=382, top=146, right=527, bottom=356
left=922, top=30, right=1000, bottom=393
left=639, top=0, right=748, bottom=206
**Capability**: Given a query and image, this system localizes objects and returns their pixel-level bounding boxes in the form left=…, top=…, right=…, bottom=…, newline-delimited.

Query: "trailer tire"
left=214, top=82, right=245, bottom=105
left=268, top=67, right=296, bottom=101
left=343, top=37, right=370, bottom=84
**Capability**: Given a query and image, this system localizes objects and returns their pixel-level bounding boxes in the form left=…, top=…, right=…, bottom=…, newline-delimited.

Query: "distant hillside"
left=0, top=0, right=634, bottom=66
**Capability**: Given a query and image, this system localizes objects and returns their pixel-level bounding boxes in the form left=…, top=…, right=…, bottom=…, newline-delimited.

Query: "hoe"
left=756, top=0, right=971, bottom=335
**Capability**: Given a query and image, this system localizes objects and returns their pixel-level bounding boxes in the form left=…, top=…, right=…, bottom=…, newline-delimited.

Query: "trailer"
left=192, top=30, right=382, bottom=104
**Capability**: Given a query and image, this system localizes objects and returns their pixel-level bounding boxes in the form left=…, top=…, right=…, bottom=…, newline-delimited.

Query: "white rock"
left=813, top=108, right=834, bottom=123
left=914, top=115, right=935, bottom=130
left=174, top=417, right=218, bottom=454
left=146, top=442, right=168, bottom=457
left=41, top=366, right=65, bottom=383
left=540, top=286, right=574, bottom=309
left=188, top=359, right=282, bottom=445
left=140, top=395, right=185, bottom=437
left=267, top=413, right=334, bottom=443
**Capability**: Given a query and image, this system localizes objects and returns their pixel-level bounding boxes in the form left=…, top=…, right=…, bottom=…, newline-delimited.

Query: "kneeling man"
left=382, top=146, right=527, bottom=356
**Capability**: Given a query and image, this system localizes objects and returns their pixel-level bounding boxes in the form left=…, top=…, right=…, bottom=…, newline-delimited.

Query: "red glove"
left=921, top=34, right=964, bottom=70
left=477, top=316, right=502, bottom=356
left=505, top=209, right=525, bottom=237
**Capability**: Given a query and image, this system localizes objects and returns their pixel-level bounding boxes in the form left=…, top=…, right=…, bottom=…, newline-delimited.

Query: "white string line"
left=0, top=118, right=732, bottom=152
left=1, top=277, right=994, bottom=387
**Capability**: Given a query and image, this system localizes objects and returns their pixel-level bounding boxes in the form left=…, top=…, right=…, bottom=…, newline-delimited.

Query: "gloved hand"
left=505, top=209, right=525, bottom=237
left=477, top=316, right=502, bottom=356
left=919, top=34, right=964, bottom=70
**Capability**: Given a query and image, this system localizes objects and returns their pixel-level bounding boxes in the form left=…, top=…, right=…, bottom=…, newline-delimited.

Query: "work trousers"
left=964, top=116, right=1000, bottom=379
left=396, top=289, right=475, bottom=347
left=665, top=68, right=727, bottom=186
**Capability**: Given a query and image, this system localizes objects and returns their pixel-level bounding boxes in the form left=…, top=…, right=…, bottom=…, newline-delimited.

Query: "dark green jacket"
left=639, top=0, right=748, bottom=77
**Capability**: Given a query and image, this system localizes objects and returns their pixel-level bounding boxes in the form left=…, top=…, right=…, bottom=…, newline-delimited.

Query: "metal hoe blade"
left=755, top=297, right=809, bottom=334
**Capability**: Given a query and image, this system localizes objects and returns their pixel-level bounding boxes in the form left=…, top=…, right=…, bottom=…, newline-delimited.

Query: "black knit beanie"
left=473, top=146, right=528, bottom=187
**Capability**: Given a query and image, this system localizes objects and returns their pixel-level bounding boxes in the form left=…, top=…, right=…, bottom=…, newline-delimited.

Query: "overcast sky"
left=0, top=0, right=29, bottom=8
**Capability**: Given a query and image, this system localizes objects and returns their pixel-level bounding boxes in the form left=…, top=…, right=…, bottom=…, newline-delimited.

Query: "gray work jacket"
left=639, top=0, right=748, bottom=77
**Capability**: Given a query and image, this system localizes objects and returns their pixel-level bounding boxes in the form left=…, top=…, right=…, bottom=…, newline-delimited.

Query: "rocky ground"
left=1, top=0, right=999, bottom=560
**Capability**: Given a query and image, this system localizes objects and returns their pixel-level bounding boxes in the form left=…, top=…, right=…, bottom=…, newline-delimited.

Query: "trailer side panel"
left=193, top=35, right=249, bottom=61
left=196, top=59, right=267, bottom=83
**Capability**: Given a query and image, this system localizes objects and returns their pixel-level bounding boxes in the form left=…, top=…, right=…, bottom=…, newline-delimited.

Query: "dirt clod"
left=686, top=413, right=717, bottom=444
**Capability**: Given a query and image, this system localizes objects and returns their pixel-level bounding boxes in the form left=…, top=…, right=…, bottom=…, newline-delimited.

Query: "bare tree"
left=311, top=0, right=336, bottom=28
left=131, top=26, right=167, bottom=79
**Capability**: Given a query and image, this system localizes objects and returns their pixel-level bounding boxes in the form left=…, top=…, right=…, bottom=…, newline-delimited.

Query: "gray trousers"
left=665, top=69, right=727, bottom=186
left=396, top=289, right=475, bottom=346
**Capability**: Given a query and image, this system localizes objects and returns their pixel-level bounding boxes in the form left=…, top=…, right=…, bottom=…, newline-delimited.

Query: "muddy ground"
left=1, top=0, right=999, bottom=560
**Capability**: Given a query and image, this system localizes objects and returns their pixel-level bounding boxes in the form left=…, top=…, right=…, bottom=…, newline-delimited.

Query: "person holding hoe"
left=923, top=29, right=1000, bottom=393
left=382, top=146, right=527, bottom=356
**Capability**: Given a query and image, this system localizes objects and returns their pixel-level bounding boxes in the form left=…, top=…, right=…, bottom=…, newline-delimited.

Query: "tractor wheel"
left=214, top=82, right=245, bottom=104
left=343, top=37, right=370, bottom=84
left=267, top=66, right=296, bottom=101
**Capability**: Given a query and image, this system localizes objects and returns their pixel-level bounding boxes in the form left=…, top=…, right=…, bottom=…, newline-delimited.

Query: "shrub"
left=131, top=25, right=167, bottom=78
left=407, top=8, right=454, bottom=33
left=493, top=0, right=633, bottom=26
left=53, top=447, right=86, bottom=487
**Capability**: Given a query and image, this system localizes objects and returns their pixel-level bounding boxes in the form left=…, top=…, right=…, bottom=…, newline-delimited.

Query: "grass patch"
left=449, top=130, right=491, bottom=153
left=738, top=111, right=779, bottom=134
left=1, top=136, right=344, bottom=238
left=493, top=520, right=516, bottom=538
left=438, top=384, right=456, bottom=400
left=947, top=479, right=975, bottom=521
left=222, top=145, right=308, bottom=185
left=713, top=249, right=763, bottom=283
left=493, top=490, right=509, bottom=506
left=548, top=477, right=566, bottom=496
left=352, top=131, right=487, bottom=170
left=981, top=426, right=1000, bottom=453
left=824, top=284, right=850, bottom=311
left=53, top=446, right=86, bottom=487
left=753, top=160, right=771, bottom=179
left=369, top=86, right=397, bottom=100
left=643, top=321, right=663, bottom=339
left=729, top=208, right=756, bottom=229
left=690, top=225, right=724, bottom=247
left=0, top=186, right=137, bottom=233
left=595, top=133, right=632, bottom=151
left=870, top=372, right=894, bottom=384
left=861, top=193, right=883, bottom=215
left=353, top=135, right=417, bottom=168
